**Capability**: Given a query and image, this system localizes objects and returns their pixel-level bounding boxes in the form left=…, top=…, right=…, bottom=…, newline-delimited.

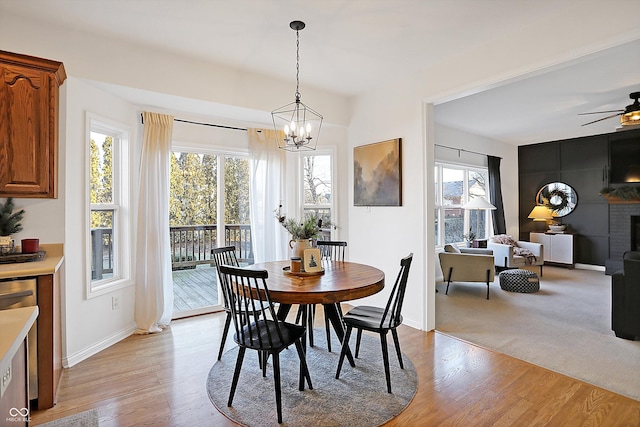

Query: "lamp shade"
left=462, top=197, right=496, bottom=210
left=528, top=205, right=553, bottom=221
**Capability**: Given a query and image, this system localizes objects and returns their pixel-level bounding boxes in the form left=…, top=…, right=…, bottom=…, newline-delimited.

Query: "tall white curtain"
left=248, top=128, right=288, bottom=263
left=134, top=112, right=174, bottom=334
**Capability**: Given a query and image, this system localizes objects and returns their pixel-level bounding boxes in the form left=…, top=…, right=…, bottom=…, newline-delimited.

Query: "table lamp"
left=462, top=196, right=496, bottom=240
left=528, top=205, right=554, bottom=232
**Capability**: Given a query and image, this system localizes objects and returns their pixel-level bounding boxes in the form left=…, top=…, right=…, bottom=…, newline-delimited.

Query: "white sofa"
left=487, top=235, right=544, bottom=276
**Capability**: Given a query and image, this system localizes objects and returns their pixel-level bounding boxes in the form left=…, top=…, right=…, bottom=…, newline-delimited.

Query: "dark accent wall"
left=518, top=127, right=640, bottom=268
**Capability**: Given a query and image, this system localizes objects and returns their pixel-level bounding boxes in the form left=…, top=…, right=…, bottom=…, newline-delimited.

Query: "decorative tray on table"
left=282, top=266, right=325, bottom=276
left=0, top=251, right=46, bottom=264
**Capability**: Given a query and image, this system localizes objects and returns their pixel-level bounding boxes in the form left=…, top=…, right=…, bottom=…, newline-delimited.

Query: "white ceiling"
left=2, top=0, right=639, bottom=145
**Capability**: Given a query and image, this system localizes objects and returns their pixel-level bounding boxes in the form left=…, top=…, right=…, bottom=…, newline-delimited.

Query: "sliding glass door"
left=170, top=150, right=251, bottom=318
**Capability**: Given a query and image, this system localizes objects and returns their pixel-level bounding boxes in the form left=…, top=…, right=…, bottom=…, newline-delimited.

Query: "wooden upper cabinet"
left=0, top=51, right=66, bottom=198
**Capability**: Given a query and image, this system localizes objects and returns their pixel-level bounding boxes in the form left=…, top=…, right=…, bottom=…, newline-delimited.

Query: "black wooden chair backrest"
left=218, top=265, right=283, bottom=350
left=380, top=253, right=413, bottom=330
left=316, top=240, right=347, bottom=261
left=212, top=246, right=240, bottom=309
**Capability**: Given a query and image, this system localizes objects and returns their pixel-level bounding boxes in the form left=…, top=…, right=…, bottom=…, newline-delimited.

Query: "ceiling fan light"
left=620, top=111, right=640, bottom=126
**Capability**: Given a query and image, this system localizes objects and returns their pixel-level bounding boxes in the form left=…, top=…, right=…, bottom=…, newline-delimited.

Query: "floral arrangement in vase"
left=274, top=205, right=327, bottom=240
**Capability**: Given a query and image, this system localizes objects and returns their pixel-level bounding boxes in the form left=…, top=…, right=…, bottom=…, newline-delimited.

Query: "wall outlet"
left=1, top=365, right=11, bottom=398
left=111, top=296, right=120, bottom=310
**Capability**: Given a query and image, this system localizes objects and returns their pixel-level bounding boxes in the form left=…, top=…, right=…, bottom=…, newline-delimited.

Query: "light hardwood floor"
left=32, top=309, right=640, bottom=426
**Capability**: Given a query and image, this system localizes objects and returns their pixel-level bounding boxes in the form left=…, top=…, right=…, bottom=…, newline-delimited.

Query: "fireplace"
left=606, top=204, right=640, bottom=274
left=633, top=216, right=640, bottom=252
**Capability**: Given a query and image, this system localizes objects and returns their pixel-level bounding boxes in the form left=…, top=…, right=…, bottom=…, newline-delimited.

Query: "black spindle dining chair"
left=211, top=246, right=242, bottom=360
left=218, top=264, right=313, bottom=424
left=335, top=253, right=413, bottom=393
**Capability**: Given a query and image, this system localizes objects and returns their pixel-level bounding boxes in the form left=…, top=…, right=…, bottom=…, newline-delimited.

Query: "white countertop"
left=0, top=244, right=64, bottom=280
left=0, top=306, right=38, bottom=377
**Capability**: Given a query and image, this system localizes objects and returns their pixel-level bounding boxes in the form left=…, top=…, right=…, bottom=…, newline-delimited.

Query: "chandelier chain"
left=295, top=27, right=300, bottom=101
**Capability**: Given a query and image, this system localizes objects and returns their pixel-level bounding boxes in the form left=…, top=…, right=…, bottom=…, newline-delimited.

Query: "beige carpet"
left=436, top=266, right=640, bottom=402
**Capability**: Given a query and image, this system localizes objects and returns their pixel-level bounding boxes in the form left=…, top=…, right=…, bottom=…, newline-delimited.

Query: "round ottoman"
left=498, top=269, right=540, bottom=293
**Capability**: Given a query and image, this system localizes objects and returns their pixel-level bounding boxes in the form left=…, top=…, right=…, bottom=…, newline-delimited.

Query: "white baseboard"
left=63, top=322, right=137, bottom=368
left=575, top=263, right=605, bottom=272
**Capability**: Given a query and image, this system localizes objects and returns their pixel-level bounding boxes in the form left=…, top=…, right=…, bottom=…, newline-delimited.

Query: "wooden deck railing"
left=91, top=224, right=253, bottom=280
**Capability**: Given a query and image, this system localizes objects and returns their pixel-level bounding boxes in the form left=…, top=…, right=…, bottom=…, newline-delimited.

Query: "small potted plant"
left=0, top=198, right=25, bottom=255
left=463, top=229, right=477, bottom=248
left=275, top=205, right=330, bottom=258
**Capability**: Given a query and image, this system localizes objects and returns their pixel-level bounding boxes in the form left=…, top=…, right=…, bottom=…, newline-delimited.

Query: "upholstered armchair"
left=438, top=245, right=495, bottom=299
left=487, top=235, right=544, bottom=276
left=612, top=251, right=640, bottom=340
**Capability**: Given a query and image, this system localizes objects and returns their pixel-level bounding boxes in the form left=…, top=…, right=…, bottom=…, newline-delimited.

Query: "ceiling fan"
left=579, top=91, right=640, bottom=127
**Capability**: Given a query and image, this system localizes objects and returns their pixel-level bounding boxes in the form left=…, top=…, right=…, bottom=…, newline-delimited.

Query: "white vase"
left=289, top=239, right=311, bottom=260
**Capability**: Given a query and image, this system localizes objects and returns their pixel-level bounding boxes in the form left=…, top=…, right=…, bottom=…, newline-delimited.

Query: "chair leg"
left=272, top=352, right=282, bottom=424
left=445, top=267, right=453, bottom=295
left=391, top=328, right=404, bottom=369
left=217, top=312, right=232, bottom=360
left=295, top=305, right=303, bottom=323
left=261, top=351, right=268, bottom=377
left=325, top=314, right=332, bottom=352
left=228, top=346, right=246, bottom=407
left=335, top=325, right=353, bottom=379
left=355, top=328, right=363, bottom=358
left=486, top=269, right=490, bottom=300
left=380, top=331, right=392, bottom=394
left=308, top=305, right=315, bottom=347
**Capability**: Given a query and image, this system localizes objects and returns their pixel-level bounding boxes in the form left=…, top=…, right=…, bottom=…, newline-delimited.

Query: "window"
left=302, top=151, right=334, bottom=239
left=87, top=114, right=131, bottom=297
left=435, top=162, right=490, bottom=247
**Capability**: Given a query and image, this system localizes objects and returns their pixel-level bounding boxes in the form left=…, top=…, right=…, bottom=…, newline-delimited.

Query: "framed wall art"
left=353, top=138, right=402, bottom=206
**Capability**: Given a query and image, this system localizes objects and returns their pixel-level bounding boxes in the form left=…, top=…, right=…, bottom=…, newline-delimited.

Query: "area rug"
left=436, top=266, right=640, bottom=401
left=37, top=409, right=99, bottom=426
left=207, top=329, right=417, bottom=427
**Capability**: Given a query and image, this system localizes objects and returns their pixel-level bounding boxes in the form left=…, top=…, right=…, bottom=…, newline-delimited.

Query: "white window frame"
left=435, top=161, right=491, bottom=248
left=300, top=147, right=336, bottom=239
left=86, top=113, right=132, bottom=298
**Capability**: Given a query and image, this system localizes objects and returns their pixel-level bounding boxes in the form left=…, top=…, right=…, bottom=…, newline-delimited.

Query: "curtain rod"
left=140, top=114, right=247, bottom=131
left=434, top=144, right=502, bottom=159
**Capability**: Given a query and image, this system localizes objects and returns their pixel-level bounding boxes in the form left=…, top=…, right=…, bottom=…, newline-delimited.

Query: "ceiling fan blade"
left=581, top=112, right=622, bottom=126
left=578, top=109, right=624, bottom=115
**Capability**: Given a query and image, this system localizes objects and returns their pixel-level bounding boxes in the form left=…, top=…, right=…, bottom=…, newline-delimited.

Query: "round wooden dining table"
left=249, top=259, right=385, bottom=385
left=250, top=260, right=385, bottom=305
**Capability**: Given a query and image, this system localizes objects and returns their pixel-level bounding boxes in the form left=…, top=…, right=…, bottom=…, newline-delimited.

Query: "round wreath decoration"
left=542, top=188, right=569, bottom=213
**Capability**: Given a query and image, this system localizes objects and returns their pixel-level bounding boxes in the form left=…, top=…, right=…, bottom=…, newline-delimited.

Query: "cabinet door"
left=0, top=63, right=53, bottom=196
left=550, top=234, right=573, bottom=265
left=530, top=233, right=551, bottom=262
left=0, top=51, right=65, bottom=199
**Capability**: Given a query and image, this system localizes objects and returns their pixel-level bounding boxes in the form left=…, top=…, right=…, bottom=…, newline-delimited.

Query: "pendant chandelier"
left=272, top=20, right=323, bottom=151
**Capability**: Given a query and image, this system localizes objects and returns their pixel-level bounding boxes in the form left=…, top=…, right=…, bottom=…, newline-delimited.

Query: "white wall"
left=348, top=80, right=427, bottom=331
left=62, top=78, right=140, bottom=366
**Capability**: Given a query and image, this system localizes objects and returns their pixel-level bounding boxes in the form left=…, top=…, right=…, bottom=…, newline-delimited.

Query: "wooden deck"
left=172, top=266, right=220, bottom=313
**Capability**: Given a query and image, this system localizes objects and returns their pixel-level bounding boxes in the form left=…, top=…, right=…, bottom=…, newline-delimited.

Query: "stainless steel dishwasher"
left=0, top=278, right=38, bottom=401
